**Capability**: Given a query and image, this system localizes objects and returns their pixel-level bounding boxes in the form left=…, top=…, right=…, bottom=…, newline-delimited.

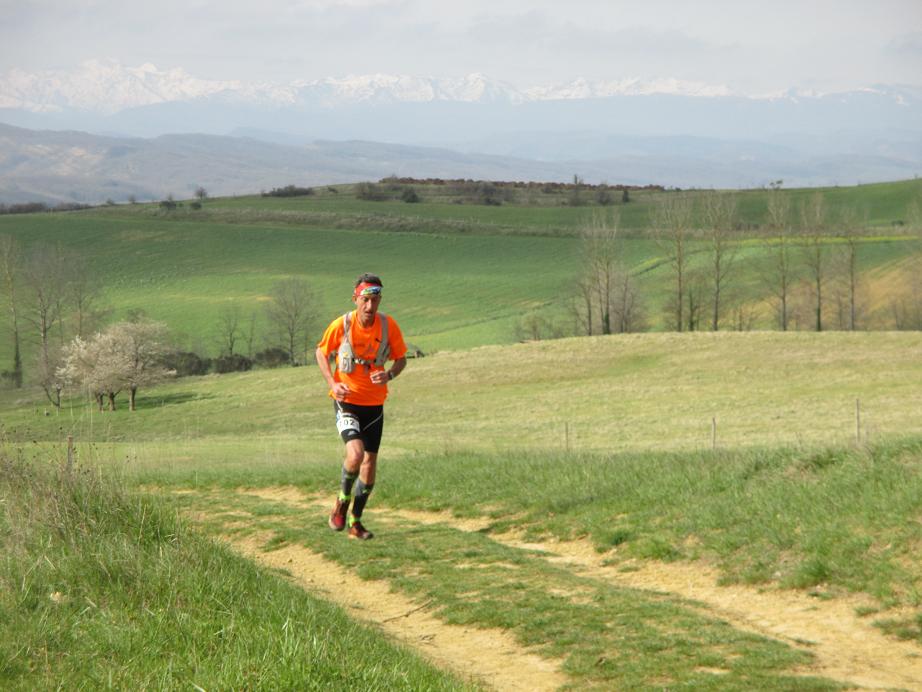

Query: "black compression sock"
left=351, top=479, right=374, bottom=519
left=340, top=467, right=359, bottom=501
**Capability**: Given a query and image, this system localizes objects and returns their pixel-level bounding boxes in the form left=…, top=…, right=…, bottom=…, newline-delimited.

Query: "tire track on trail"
left=240, top=486, right=922, bottom=692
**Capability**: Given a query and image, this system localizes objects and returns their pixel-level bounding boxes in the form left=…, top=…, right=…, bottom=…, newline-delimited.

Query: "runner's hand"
left=370, top=370, right=389, bottom=385
left=332, top=383, right=350, bottom=400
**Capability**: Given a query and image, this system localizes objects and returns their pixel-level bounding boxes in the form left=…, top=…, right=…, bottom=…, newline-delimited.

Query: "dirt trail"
left=237, top=486, right=922, bottom=691
left=385, top=507, right=922, bottom=692
left=226, top=534, right=566, bottom=691
left=215, top=494, right=568, bottom=691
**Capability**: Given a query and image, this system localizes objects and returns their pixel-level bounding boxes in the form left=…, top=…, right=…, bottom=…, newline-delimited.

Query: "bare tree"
left=685, top=270, right=707, bottom=332
left=571, top=275, right=595, bottom=336
left=513, top=308, right=563, bottom=341
left=900, top=188, right=922, bottom=327
left=731, top=300, right=758, bottom=331
left=572, top=211, right=646, bottom=335
left=265, top=278, right=321, bottom=365
left=569, top=174, right=585, bottom=207
left=21, top=243, right=71, bottom=406
left=65, top=252, right=106, bottom=338
left=835, top=207, right=867, bottom=331
left=799, top=193, right=828, bottom=332
left=216, top=304, right=242, bottom=356
left=0, top=234, right=23, bottom=386
left=653, top=194, right=694, bottom=331
left=245, top=310, right=259, bottom=358
left=762, top=191, right=795, bottom=330
left=581, top=212, right=620, bottom=335
left=700, top=192, right=739, bottom=331
left=609, top=266, right=646, bottom=333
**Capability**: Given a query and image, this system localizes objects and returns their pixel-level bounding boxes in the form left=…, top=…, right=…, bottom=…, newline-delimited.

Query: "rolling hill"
left=0, top=178, right=919, bottom=380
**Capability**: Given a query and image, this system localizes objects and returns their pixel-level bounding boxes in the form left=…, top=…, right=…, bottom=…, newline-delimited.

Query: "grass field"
left=3, top=330, right=921, bottom=688
left=0, top=456, right=472, bottom=690
left=0, top=178, right=920, bottom=369
left=2, top=178, right=922, bottom=689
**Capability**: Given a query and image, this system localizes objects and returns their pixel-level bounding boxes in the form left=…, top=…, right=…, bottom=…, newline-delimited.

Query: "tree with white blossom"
left=59, top=320, right=175, bottom=411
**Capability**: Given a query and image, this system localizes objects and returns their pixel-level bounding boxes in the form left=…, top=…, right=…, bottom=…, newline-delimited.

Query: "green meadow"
left=3, top=329, right=922, bottom=688
left=2, top=179, right=922, bottom=689
left=1, top=178, right=920, bottom=364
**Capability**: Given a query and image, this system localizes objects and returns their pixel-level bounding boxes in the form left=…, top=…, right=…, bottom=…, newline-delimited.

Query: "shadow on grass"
left=136, top=392, right=215, bottom=409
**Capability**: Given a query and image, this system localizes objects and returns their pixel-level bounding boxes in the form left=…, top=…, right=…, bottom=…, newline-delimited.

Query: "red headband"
left=353, top=282, right=382, bottom=298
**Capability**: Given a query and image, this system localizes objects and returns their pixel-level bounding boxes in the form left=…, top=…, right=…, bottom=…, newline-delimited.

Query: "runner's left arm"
left=388, top=356, right=407, bottom=380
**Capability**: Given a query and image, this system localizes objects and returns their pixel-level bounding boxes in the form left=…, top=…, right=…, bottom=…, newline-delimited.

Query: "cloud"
left=1, top=0, right=920, bottom=92
left=887, top=32, right=922, bottom=56
left=454, top=10, right=744, bottom=85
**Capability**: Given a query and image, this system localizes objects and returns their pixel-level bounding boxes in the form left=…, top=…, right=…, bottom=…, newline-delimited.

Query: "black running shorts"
left=333, top=401, right=384, bottom=453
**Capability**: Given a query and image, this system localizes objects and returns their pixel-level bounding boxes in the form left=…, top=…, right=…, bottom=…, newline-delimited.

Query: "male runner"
left=315, top=273, right=408, bottom=540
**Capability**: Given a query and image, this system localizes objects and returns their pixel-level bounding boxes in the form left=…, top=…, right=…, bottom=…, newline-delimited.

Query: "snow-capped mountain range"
left=5, top=58, right=915, bottom=115
left=2, top=59, right=921, bottom=203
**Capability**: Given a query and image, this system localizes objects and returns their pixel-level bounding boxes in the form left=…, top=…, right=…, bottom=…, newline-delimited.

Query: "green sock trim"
left=338, top=491, right=351, bottom=502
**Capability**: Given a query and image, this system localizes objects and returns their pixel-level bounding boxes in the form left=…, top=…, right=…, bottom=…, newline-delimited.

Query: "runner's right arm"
left=315, top=347, right=350, bottom=401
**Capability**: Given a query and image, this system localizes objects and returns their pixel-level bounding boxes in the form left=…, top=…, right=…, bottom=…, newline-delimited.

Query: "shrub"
left=401, top=187, right=420, bottom=203
left=0, top=202, right=49, bottom=215
left=355, top=182, right=387, bottom=201
left=262, top=185, right=314, bottom=198
left=462, top=181, right=504, bottom=206
left=253, top=347, right=290, bottom=369
left=161, top=351, right=211, bottom=377
left=213, top=353, right=253, bottom=374
left=53, top=202, right=91, bottom=212
left=405, top=343, right=426, bottom=358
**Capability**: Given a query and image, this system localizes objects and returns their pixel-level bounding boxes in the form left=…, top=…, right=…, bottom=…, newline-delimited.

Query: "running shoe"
left=348, top=519, right=374, bottom=540
left=328, top=498, right=349, bottom=531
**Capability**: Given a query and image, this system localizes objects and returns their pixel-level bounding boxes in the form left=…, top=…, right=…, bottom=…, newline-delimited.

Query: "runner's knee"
left=344, top=442, right=364, bottom=468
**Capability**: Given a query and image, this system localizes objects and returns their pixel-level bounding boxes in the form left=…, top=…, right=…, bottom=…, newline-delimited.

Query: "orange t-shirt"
left=316, top=311, right=407, bottom=406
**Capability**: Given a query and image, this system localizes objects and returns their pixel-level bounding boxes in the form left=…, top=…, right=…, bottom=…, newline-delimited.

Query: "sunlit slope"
left=4, top=331, right=920, bottom=457
left=0, top=213, right=581, bottom=354
left=206, top=178, right=922, bottom=231
left=0, top=178, right=918, bottom=370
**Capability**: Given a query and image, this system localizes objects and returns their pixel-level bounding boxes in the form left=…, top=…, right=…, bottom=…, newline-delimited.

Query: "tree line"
left=516, top=189, right=922, bottom=341
left=0, top=234, right=322, bottom=410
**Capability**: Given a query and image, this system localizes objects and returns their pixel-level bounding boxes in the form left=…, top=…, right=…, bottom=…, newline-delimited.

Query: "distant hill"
left=0, top=123, right=570, bottom=204
left=2, top=122, right=921, bottom=205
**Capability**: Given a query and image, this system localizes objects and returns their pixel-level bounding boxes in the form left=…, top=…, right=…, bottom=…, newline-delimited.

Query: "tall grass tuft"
left=0, top=453, right=469, bottom=690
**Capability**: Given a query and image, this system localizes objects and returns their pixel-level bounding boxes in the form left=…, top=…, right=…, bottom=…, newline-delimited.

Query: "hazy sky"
left=3, top=0, right=922, bottom=93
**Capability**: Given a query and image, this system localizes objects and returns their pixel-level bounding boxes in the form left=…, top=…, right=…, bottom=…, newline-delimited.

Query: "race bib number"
left=336, top=412, right=360, bottom=435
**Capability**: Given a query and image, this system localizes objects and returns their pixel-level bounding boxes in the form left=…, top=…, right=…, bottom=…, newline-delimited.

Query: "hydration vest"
left=337, top=311, right=390, bottom=374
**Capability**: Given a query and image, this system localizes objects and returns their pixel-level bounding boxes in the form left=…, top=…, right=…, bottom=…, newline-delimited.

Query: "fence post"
left=66, top=435, right=74, bottom=472
left=855, top=399, right=861, bottom=444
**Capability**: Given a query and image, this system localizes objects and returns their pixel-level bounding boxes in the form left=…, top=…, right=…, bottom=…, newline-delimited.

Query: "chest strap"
left=338, top=311, right=390, bottom=374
